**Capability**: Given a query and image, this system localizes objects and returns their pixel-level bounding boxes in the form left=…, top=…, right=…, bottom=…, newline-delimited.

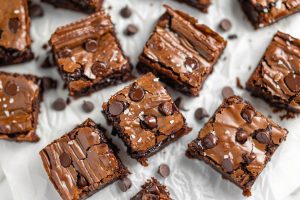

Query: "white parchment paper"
left=1, top=0, right=300, bottom=199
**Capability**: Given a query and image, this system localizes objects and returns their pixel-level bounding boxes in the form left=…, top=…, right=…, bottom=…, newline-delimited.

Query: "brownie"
left=186, top=96, right=288, bottom=196
left=102, top=73, right=191, bottom=166
left=239, top=0, right=300, bottom=29
left=130, top=178, right=172, bottom=200
left=0, top=0, right=34, bottom=66
left=50, top=11, right=133, bottom=97
left=42, top=0, right=103, bottom=14
left=175, top=0, right=211, bottom=13
left=246, top=31, right=300, bottom=113
left=39, top=118, right=129, bottom=200
left=137, top=5, right=227, bottom=96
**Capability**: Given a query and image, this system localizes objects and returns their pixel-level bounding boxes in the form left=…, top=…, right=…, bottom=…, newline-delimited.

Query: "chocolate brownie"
left=239, top=0, right=300, bottom=29
left=0, top=0, right=34, bottom=66
left=186, top=96, right=288, bottom=196
left=247, top=31, right=300, bottom=113
left=50, top=11, right=133, bottom=97
left=130, top=178, right=172, bottom=200
left=102, top=73, right=191, bottom=166
left=42, top=0, right=103, bottom=14
left=175, top=0, right=211, bottom=13
left=39, top=118, right=129, bottom=200
left=137, top=5, right=227, bottom=96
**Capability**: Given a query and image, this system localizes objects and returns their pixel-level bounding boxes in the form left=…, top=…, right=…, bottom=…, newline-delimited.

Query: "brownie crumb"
left=228, top=34, right=238, bottom=40
left=236, top=77, right=244, bottom=89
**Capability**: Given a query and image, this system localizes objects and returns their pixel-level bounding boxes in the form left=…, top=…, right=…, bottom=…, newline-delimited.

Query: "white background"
left=1, top=0, right=300, bottom=199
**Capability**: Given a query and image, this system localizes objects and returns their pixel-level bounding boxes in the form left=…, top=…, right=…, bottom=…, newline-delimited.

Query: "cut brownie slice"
left=239, top=0, right=300, bottom=29
left=42, top=0, right=103, bottom=14
left=39, top=118, right=129, bottom=200
left=0, top=0, right=34, bottom=66
left=102, top=73, right=191, bottom=166
left=137, top=5, right=227, bottom=96
left=131, top=178, right=172, bottom=200
left=186, top=96, right=288, bottom=196
left=247, top=31, right=300, bottom=113
left=175, top=0, right=211, bottom=13
left=50, top=11, right=133, bottom=97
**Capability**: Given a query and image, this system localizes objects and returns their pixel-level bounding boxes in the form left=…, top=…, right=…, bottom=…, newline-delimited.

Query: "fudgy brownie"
left=186, top=96, right=288, bottom=196
left=0, top=0, right=34, bottom=66
left=246, top=31, right=300, bottom=113
left=137, top=5, right=227, bottom=96
left=50, top=11, right=133, bottom=97
left=239, top=0, right=300, bottom=29
left=39, top=118, right=129, bottom=200
left=102, top=73, right=191, bottom=166
left=42, top=0, right=103, bottom=14
left=130, top=178, right=172, bottom=200
left=175, top=0, right=211, bottom=13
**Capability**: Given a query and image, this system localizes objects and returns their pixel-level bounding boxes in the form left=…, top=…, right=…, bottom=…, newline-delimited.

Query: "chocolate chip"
left=29, top=3, right=44, bottom=18
left=202, top=133, right=218, bottom=149
left=222, top=86, right=234, bottom=99
left=52, top=98, right=66, bottom=111
left=255, top=130, right=270, bottom=144
left=120, top=6, right=132, bottom=18
left=222, top=157, right=234, bottom=173
left=284, top=73, right=300, bottom=92
left=58, top=48, right=72, bottom=58
left=108, top=101, right=124, bottom=115
left=118, top=177, right=132, bottom=192
left=158, top=164, right=170, bottom=178
left=82, top=101, right=94, bottom=113
left=243, top=153, right=256, bottom=164
left=91, top=62, right=106, bottom=76
left=228, top=34, right=238, bottom=40
left=4, top=81, right=18, bottom=96
left=159, top=102, right=174, bottom=116
left=219, top=19, right=232, bottom=32
left=142, top=115, right=157, bottom=129
left=241, top=107, right=255, bottom=123
left=195, top=108, right=209, bottom=121
left=124, top=24, right=138, bottom=36
left=84, top=39, right=98, bottom=53
left=9, top=18, right=20, bottom=33
left=77, top=174, right=87, bottom=188
left=235, top=129, right=248, bottom=144
left=129, top=85, right=144, bottom=102
left=59, top=152, right=72, bottom=167
left=174, top=97, right=188, bottom=111
left=184, top=57, right=198, bottom=71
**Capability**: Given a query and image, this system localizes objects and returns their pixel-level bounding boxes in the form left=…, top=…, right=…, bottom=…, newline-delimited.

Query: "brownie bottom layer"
left=0, top=47, right=34, bottom=66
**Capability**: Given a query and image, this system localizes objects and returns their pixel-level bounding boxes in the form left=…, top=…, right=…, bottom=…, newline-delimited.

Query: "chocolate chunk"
left=4, top=81, right=18, bottom=96
left=91, top=61, right=106, bottom=76
left=202, top=133, right=218, bottom=149
left=142, top=116, right=157, bottom=129
left=77, top=174, right=88, bottom=188
left=194, top=107, right=209, bottom=121
left=29, top=3, right=44, bottom=18
left=82, top=101, right=94, bottom=113
left=58, top=48, right=72, bottom=58
left=222, top=86, right=234, bottom=99
left=8, top=18, right=20, bottom=33
left=118, top=177, right=132, bottom=192
left=59, top=152, right=72, bottom=167
left=124, top=24, right=138, bottom=36
left=184, top=57, right=198, bottom=70
left=52, top=98, right=66, bottom=111
left=255, top=130, right=270, bottom=144
left=235, top=129, right=248, bottom=144
left=284, top=73, right=300, bottom=92
left=219, top=19, right=232, bottom=31
left=159, top=102, right=174, bottom=116
left=129, top=85, right=144, bottom=102
left=120, top=6, right=132, bottom=18
left=84, top=39, right=98, bottom=53
left=158, top=164, right=170, bottom=178
left=241, top=107, right=255, bottom=123
left=243, top=153, right=256, bottom=164
left=108, top=101, right=124, bottom=115
left=222, top=157, right=234, bottom=173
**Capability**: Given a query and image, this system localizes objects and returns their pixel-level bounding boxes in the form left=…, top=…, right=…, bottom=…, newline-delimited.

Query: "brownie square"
left=175, top=0, right=211, bottom=13
left=39, top=118, right=128, bottom=200
left=0, top=0, right=34, bottom=66
left=131, top=178, right=172, bottom=200
left=102, top=73, right=191, bottom=166
left=50, top=11, right=132, bottom=97
left=186, top=96, right=288, bottom=196
left=239, top=0, right=300, bottom=29
left=42, top=0, right=103, bottom=14
left=246, top=31, right=300, bottom=113
left=137, top=5, right=227, bottom=96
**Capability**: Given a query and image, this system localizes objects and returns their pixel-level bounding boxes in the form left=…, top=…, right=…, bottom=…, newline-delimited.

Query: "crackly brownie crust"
left=39, top=118, right=129, bottom=200
left=175, top=0, right=211, bottom=13
left=102, top=73, right=191, bottom=166
left=50, top=11, right=133, bottom=97
left=186, top=96, right=288, bottom=196
left=239, top=0, right=300, bottom=29
left=137, top=5, right=226, bottom=96
left=246, top=31, right=300, bottom=113
left=0, top=0, right=34, bottom=66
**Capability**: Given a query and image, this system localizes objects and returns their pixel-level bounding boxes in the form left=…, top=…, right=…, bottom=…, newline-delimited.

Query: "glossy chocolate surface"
left=39, top=119, right=128, bottom=200
left=42, top=0, right=103, bottom=13
left=175, top=0, right=212, bottom=12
